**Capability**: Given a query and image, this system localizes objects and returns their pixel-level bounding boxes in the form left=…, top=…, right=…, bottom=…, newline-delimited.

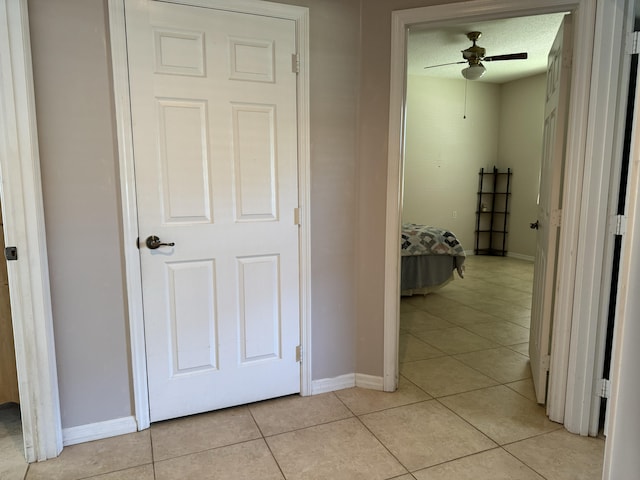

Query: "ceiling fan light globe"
left=461, top=63, right=486, bottom=80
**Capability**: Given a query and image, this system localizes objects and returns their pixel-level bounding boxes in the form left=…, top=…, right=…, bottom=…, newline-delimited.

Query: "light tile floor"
left=5, top=256, right=605, bottom=479
left=0, top=403, right=27, bottom=480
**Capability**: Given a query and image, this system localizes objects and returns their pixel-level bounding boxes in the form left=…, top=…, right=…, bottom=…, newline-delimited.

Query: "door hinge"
left=541, top=354, right=551, bottom=371
left=291, top=53, right=300, bottom=74
left=610, top=214, right=627, bottom=236
left=598, top=378, right=611, bottom=399
left=628, top=31, right=640, bottom=55
left=296, top=345, right=302, bottom=363
left=550, top=209, right=562, bottom=228
left=294, top=207, right=301, bottom=226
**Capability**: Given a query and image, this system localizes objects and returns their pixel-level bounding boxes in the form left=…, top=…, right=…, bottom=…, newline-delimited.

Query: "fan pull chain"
left=463, top=79, right=468, bottom=119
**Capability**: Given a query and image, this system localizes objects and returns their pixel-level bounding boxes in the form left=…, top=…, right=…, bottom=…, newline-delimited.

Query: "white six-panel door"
left=125, top=0, right=301, bottom=422
left=529, top=14, right=573, bottom=405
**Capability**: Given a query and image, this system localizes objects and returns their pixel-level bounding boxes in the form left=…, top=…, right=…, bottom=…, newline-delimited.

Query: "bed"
left=401, top=223, right=465, bottom=296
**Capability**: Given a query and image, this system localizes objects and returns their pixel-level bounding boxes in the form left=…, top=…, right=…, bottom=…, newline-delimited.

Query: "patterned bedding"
left=401, top=224, right=465, bottom=258
left=400, top=224, right=465, bottom=293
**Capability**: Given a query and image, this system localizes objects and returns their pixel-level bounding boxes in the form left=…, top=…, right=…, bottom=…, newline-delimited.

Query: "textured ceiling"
left=407, top=12, right=568, bottom=84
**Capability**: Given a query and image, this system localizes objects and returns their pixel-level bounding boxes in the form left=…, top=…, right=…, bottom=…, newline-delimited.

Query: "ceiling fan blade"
left=483, top=52, right=528, bottom=62
left=424, top=60, right=467, bottom=69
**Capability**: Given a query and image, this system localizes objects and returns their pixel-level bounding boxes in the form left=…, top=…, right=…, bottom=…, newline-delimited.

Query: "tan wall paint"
left=28, top=0, right=133, bottom=428
left=498, top=73, right=546, bottom=258
left=276, top=0, right=361, bottom=380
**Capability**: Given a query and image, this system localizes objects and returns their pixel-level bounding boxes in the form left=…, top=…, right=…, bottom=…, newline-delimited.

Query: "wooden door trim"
left=385, top=0, right=628, bottom=434
left=0, top=0, right=62, bottom=462
left=108, top=0, right=311, bottom=430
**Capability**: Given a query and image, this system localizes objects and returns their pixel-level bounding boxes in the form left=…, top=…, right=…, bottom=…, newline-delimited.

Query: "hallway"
left=11, top=256, right=605, bottom=479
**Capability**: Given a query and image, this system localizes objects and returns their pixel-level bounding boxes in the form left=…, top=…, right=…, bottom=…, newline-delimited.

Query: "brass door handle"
left=145, top=235, right=175, bottom=249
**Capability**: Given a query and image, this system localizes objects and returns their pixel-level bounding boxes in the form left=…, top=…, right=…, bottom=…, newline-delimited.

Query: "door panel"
left=158, top=99, right=211, bottom=223
left=237, top=255, right=281, bottom=362
left=168, top=260, right=217, bottom=373
left=232, top=104, right=278, bottom=220
left=530, top=14, right=573, bottom=405
left=126, top=0, right=300, bottom=422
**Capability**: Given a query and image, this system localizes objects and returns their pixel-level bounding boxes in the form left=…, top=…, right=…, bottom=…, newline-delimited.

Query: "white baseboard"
left=311, top=373, right=355, bottom=395
left=465, top=251, right=535, bottom=262
left=311, top=373, right=384, bottom=395
left=62, top=416, right=137, bottom=446
left=355, top=373, right=384, bottom=391
left=506, top=252, right=535, bottom=262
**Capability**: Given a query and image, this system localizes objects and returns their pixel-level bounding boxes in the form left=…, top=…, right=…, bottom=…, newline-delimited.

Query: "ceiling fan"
left=425, top=31, right=528, bottom=80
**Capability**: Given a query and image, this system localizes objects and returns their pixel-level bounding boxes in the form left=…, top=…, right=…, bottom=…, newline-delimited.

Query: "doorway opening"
left=0, top=404, right=26, bottom=477
left=0, top=207, right=26, bottom=475
left=399, top=14, right=566, bottom=403
left=386, top=4, right=577, bottom=411
left=384, top=0, right=629, bottom=438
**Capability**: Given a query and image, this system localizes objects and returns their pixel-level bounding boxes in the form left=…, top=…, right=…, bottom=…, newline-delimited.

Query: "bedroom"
left=398, top=13, right=567, bottom=392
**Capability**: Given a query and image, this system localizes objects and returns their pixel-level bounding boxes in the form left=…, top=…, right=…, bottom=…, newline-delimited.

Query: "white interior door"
left=529, top=14, right=573, bottom=405
left=125, top=0, right=301, bottom=422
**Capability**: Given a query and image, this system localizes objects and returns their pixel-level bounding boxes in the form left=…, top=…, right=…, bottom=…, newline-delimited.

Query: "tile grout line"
left=335, top=394, right=414, bottom=477
left=246, top=404, right=288, bottom=480
left=331, top=388, right=473, bottom=479
left=500, top=446, right=551, bottom=480
left=333, top=379, right=501, bottom=478
left=150, top=428, right=157, bottom=480
left=74, top=463, right=155, bottom=480
left=395, top=259, right=559, bottom=476
left=403, top=264, right=571, bottom=479
left=352, top=392, right=503, bottom=477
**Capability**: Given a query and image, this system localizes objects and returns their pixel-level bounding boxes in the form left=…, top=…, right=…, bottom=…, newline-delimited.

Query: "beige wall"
left=275, top=0, right=362, bottom=379
left=402, top=73, right=546, bottom=258
left=498, top=74, right=546, bottom=258
left=403, top=75, right=501, bottom=250
left=28, top=0, right=133, bottom=428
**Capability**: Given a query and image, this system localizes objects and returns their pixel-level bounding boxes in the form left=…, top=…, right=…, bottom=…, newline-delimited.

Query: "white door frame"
left=603, top=46, right=640, bottom=478
left=384, top=0, right=629, bottom=434
left=108, top=0, right=311, bottom=430
left=0, top=0, right=62, bottom=462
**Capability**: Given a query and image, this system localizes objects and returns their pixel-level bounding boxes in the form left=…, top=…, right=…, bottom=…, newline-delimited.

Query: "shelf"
left=475, top=166, right=511, bottom=256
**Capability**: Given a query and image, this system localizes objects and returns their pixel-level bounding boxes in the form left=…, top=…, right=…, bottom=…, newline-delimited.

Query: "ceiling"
left=407, top=12, right=568, bottom=84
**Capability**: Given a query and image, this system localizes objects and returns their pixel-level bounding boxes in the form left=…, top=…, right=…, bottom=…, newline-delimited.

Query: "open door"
left=529, top=14, right=573, bottom=405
